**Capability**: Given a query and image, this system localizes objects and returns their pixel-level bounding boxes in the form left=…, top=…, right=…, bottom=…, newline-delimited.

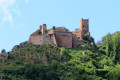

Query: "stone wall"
left=29, top=34, right=57, bottom=46
left=55, top=27, right=69, bottom=32
left=76, top=40, right=88, bottom=47
left=72, top=34, right=78, bottom=47
left=54, top=31, right=72, bottom=48
left=47, top=29, right=54, bottom=34
left=52, top=34, right=57, bottom=46
left=56, top=35, right=72, bottom=48
left=72, top=29, right=82, bottom=39
left=29, top=35, right=44, bottom=45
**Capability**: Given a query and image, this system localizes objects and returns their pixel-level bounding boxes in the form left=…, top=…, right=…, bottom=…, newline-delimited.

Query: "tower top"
left=80, top=18, right=89, bottom=34
left=81, top=18, right=89, bottom=21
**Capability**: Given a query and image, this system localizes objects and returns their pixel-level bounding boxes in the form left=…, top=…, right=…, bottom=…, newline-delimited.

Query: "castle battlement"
left=28, top=18, right=90, bottom=48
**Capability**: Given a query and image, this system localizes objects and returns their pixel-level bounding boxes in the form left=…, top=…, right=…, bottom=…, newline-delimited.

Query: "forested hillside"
left=0, top=32, right=120, bottom=80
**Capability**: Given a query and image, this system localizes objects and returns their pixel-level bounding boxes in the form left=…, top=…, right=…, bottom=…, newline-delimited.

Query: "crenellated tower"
left=80, top=18, right=90, bottom=39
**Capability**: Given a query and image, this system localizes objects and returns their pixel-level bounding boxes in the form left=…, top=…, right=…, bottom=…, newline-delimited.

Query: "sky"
left=0, top=0, right=120, bottom=51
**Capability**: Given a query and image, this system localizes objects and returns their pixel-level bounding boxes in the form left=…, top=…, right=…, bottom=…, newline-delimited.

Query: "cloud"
left=0, top=0, right=29, bottom=27
left=25, top=0, right=29, bottom=3
left=0, top=0, right=15, bottom=7
left=0, top=7, right=13, bottom=25
left=0, top=0, right=15, bottom=26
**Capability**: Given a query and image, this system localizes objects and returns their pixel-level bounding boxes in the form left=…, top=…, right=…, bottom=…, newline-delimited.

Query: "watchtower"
left=80, top=18, right=89, bottom=34
left=80, top=18, right=90, bottom=39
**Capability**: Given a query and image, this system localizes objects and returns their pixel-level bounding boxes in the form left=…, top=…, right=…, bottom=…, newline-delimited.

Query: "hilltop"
left=0, top=32, right=120, bottom=80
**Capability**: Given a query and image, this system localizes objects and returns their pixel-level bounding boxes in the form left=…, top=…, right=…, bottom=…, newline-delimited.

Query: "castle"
left=28, top=18, right=90, bottom=48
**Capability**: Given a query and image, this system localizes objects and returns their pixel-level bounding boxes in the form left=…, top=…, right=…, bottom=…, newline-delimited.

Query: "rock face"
left=28, top=18, right=90, bottom=48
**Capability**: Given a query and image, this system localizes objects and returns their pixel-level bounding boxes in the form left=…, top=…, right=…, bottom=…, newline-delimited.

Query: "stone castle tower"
left=73, top=18, right=90, bottom=39
left=80, top=18, right=90, bottom=39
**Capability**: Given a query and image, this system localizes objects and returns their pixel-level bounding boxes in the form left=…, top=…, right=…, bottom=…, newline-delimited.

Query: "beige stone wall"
left=29, top=35, right=44, bottom=45
left=47, top=29, right=54, bottom=34
left=52, top=34, right=57, bottom=46
left=29, top=33, right=89, bottom=48
left=29, top=34, right=57, bottom=46
left=55, top=27, right=69, bottom=32
left=43, top=35, right=53, bottom=44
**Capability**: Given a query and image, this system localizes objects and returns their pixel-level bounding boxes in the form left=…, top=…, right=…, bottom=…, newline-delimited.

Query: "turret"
left=80, top=18, right=89, bottom=34
left=40, top=24, right=47, bottom=34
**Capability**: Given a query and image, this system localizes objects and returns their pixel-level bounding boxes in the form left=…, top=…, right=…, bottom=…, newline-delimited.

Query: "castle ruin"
left=28, top=18, right=90, bottom=48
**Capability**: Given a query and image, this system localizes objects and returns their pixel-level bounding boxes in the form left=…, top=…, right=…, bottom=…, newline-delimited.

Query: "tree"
left=83, top=34, right=89, bottom=41
left=112, top=32, right=120, bottom=63
left=102, top=32, right=120, bottom=63
left=1, top=49, right=6, bottom=53
left=105, top=33, right=113, bottom=56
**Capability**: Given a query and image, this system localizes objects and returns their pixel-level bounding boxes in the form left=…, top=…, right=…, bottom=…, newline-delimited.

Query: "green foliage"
left=39, top=31, right=42, bottom=35
left=1, top=49, right=6, bottom=53
left=83, top=34, right=89, bottom=41
left=1, top=31, right=120, bottom=80
left=101, top=32, right=120, bottom=64
left=77, top=37, right=80, bottom=40
left=45, top=30, right=48, bottom=33
left=96, top=40, right=102, bottom=45
left=53, top=26, right=55, bottom=30
left=106, top=64, right=120, bottom=80
left=89, top=37, right=94, bottom=43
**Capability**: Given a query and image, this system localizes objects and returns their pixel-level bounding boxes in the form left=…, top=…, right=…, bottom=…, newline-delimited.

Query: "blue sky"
left=0, top=0, right=120, bottom=51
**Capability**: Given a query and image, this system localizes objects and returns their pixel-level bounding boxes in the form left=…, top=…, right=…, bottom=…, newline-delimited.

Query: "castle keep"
left=28, top=18, right=90, bottom=48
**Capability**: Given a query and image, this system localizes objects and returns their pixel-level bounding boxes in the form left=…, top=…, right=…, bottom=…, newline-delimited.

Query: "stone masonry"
left=28, top=18, right=90, bottom=48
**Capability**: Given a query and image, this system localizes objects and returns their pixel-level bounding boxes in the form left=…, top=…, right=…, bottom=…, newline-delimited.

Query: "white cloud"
left=0, top=0, right=29, bottom=27
left=0, top=7, right=13, bottom=25
left=0, top=0, right=15, bottom=7
left=25, top=0, right=29, bottom=3
left=0, top=0, right=15, bottom=26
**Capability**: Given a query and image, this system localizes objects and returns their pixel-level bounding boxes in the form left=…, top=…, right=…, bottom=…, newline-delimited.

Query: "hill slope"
left=1, top=31, right=120, bottom=80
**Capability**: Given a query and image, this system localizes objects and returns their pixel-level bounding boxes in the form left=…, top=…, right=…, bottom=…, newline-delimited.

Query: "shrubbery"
left=1, top=32, right=120, bottom=80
